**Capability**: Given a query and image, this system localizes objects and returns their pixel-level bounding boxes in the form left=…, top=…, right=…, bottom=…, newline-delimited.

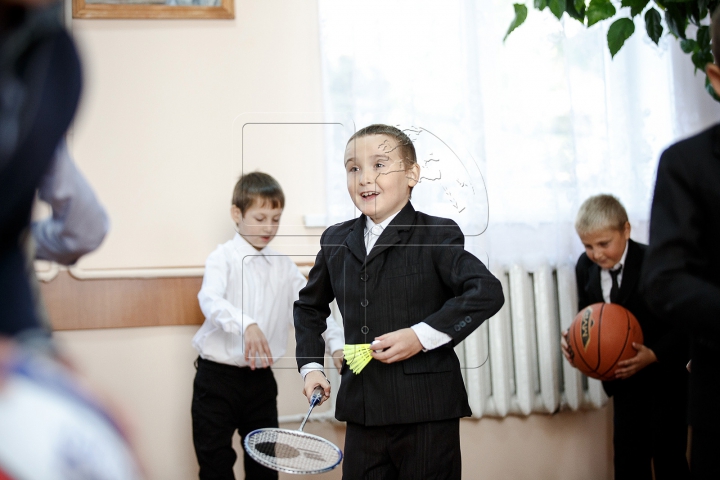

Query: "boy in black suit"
left=561, top=194, right=689, bottom=480
left=641, top=10, right=720, bottom=478
left=294, top=124, right=504, bottom=480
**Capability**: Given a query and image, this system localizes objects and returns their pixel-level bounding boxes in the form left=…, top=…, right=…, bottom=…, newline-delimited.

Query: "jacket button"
left=361, top=299, right=369, bottom=307
left=465, top=316, right=472, bottom=323
left=454, top=325, right=461, bottom=332
left=460, top=321, right=466, bottom=328
left=361, top=326, right=369, bottom=334
left=360, top=274, right=368, bottom=281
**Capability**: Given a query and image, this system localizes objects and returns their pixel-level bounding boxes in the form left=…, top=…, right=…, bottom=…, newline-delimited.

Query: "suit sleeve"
left=643, top=148, right=720, bottom=340
left=294, top=233, right=337, bottom=371
left=422, top=222, right=504, bottom=345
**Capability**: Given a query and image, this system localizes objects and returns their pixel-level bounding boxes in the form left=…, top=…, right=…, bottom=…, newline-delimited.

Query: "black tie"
left=609, top=266, right=622, bottom=303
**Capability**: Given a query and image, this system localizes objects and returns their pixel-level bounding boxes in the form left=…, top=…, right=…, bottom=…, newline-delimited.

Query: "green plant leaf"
left=535, top=0, right=548, bottom=10
left=644, top=8, right=663, bottom=44
left=665, top=3, right=689, bottom=39
left=550, top=0, right=567, bottom=18
left=566, top=0, right=586, bottom=21
left=621, top=0, right=650, bottom=17
left=688, top=0, right=711, bottom=26
left=505, top=4, right=529, bottom=42
left=588, top=0, right=617, bottom=26
left=692, top=49, right=714, bottom=72
left=705, top=74, right=720, bottom=102
left=697, top=26, right=710, bottom=49
left=608, top=18, right=636, bottom=57
left=680, top=38, right=699, bottom=53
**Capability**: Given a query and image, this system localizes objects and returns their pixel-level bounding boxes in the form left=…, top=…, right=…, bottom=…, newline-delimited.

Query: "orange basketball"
left=567, top=303, right=643, bottom=381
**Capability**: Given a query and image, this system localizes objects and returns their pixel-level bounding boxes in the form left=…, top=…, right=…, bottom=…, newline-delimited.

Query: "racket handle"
left=310, top=385, right=324, bottom=407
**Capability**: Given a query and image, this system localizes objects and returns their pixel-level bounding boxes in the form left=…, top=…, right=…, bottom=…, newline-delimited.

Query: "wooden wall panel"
left=41, top=272, right=204, bottom=330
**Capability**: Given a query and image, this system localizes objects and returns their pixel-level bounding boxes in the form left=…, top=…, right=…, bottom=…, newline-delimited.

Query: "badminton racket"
left=243, top=386, right=343, bottom=474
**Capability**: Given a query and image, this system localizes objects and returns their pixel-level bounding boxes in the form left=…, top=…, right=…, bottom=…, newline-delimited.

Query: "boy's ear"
left=407, top=163, right=420, bottom=188
left=622, top=221, right=631, bottom=240
left=706, top=63, right=720, bottom=98
left=231, top=204, right=242, bottom=225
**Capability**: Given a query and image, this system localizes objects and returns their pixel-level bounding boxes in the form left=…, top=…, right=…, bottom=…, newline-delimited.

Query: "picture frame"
left=72, top=0, right=234, bottom=20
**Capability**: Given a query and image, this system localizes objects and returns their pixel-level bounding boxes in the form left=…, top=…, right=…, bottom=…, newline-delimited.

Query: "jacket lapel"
left=345, top=215, right=367, bottom=263
left=585, top=261, right=604, bottom=304
left=616, top=239, right=640, bottom=305
left=365, top=202, right=415, bottom=264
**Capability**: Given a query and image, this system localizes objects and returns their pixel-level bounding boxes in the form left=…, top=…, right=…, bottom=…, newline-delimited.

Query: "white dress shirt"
left=193, top=233, right=344, bottom=368
left=600, top=240, right=629, bottom=303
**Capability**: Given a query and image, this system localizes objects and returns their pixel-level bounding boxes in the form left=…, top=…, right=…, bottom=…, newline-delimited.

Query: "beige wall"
left=54, top=1, right=613, bottom=479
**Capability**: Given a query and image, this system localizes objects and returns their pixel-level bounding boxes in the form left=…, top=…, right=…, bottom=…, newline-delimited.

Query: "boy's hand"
left=244, top=324, right=273, bottom=370
left=560, top=329, right=574, bottom=366
left=331, top=349, right=344, bottom=373
left=302, top=370, right=330, bottom=405
left=614, top=343, right=657, bottom=379
left=371, top=328, right=423, bottom=364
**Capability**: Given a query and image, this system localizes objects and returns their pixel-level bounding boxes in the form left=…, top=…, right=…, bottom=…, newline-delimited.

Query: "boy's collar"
left=365, top=210, right=400, bottom=233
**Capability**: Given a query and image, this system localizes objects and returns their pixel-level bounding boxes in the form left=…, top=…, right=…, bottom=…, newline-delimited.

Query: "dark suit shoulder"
left=413, top=211, right=458, bottom=228
left=320, top=218, right=357, bottom=245
left=575, top=251, right=593, bottom=271
left=660, top=123, right=720, bottom=171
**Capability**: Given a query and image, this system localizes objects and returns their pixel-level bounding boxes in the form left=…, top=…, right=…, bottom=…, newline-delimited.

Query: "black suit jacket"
left=576, top=239, right=689, bottom=396
left=294, top=202, right=504, bottom=426
left=642, top=123, right=720, bottom=428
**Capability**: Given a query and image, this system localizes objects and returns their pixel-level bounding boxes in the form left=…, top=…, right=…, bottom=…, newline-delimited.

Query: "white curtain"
left=318, top=0, right=720, bottom=269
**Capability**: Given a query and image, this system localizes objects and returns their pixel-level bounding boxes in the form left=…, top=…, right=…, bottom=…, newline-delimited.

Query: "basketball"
left=567, top=303, right=643, bottom=381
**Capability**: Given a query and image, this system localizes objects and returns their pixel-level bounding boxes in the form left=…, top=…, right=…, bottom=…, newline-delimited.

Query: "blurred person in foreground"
left=0, top=2, right=141, bottom=478
left=641, top=7, right=720, bottom=479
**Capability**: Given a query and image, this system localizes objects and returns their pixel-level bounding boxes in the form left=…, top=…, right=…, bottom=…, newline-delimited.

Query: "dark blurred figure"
left=642, top=10, right=720, bottom=480
left=0, top=0, right=82, bottom=336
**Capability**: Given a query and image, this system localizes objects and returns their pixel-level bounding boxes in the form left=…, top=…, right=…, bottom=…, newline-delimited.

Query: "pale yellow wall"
left=68, top=0, right=328, bottom=272
left=57, top=1, right=612, bottom=479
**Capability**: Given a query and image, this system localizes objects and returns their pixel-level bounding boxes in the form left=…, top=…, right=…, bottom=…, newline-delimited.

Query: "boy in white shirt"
left=191, top=172, right=344, bottom=480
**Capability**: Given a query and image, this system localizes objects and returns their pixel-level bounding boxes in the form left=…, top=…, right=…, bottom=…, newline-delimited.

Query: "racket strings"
left=245, top=429, right=342, bottom=474
left=343, top=344, right=373, bottom=374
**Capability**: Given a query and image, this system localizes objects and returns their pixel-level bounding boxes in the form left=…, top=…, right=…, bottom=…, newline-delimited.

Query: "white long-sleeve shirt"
left=193, top=233, right=344, bottom=368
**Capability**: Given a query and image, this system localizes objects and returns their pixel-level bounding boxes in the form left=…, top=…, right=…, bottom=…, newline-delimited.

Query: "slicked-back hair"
left=232, top=171, right=285, bottom=215
left=575, top=194, right=628, bottom=236
left=713, top=5, right=720, bottom=65
left=347, top=124, right=418, bottom=171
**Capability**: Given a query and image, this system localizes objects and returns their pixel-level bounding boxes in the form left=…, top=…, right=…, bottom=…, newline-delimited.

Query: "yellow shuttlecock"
left=343, top=344, right=373, bottom=374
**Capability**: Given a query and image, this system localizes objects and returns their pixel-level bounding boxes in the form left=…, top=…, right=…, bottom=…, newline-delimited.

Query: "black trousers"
left=342, top=418, right=461, bottom=480
left=690, top=424, right=720, bottom=480
left=609, top=366, right=689, bottom=480
left=191, top=357, right=279, bottom=480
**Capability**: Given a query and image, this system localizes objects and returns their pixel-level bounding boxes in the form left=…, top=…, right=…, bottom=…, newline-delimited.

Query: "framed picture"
left=72, top=0, right=234, bottom=19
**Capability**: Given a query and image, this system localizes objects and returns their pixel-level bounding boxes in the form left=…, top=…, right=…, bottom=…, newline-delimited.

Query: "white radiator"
left=456, top=264, right=607, bottom=418
left=280, top=264, right=606, bottom=424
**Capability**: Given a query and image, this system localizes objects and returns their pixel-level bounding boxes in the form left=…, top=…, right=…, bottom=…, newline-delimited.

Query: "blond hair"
left=575, top=194, right=628, bottom=235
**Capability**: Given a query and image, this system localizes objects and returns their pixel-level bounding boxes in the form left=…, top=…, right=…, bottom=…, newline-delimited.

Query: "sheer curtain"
left=318, top=0, right=720, bottom=269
